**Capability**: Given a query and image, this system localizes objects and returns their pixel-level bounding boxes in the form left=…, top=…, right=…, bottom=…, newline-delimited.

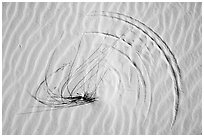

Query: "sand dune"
left=2, top=2, right=202, bottom=135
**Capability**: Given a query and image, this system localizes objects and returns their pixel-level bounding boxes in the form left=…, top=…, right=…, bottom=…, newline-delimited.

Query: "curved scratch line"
left=89, top=11, right=182, bottom=91
left=89, top=11, right=182, bottom=127
left=94, top=11, right=182, bottom=80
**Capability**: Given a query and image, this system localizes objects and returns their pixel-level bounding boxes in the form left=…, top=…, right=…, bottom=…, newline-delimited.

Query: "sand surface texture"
left=2, top=2, right=202, bottom=135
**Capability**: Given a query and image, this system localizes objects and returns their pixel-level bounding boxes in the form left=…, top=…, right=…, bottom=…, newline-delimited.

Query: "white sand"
left=2, top=2, right=202, bottom=135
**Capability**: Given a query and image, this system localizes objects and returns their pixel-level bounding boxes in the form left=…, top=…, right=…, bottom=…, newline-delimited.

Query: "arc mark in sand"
left=87, top=11, right=183, bottom=128
left=24, top=11, right=183, bottom=129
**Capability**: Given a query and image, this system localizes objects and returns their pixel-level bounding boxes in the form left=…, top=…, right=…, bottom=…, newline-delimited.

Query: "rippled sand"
left=2, top=2, right=202, bottom=135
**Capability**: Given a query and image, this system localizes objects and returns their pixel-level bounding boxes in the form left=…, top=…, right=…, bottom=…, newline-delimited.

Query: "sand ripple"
left=2, top=2, right=202, bottom=135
